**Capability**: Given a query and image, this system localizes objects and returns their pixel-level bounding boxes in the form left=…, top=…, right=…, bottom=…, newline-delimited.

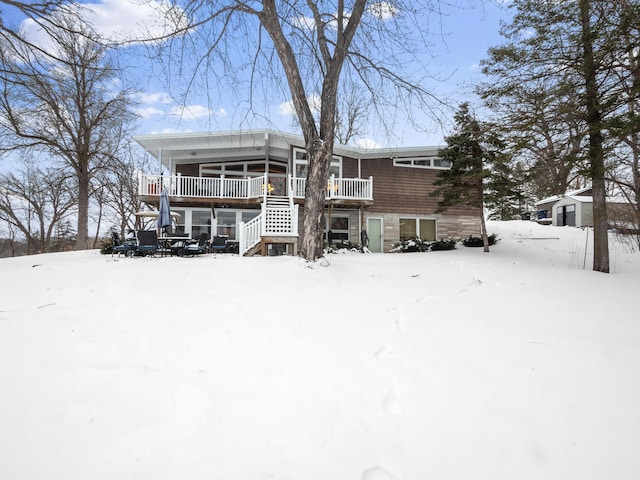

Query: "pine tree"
left=432, top=103, right=502, bottom=252
left=485, top=156, right=530, bottom=221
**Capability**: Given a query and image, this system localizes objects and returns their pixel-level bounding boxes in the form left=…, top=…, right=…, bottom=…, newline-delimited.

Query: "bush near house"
left=391, top=237, right=458, bottom=253
left=326, top=240, right=367, bottom=253
left=430, top=238, right=459, bottom=251
left=100, top=237, right=115, bottom=255
left=462, top=233, right=499, bottom=247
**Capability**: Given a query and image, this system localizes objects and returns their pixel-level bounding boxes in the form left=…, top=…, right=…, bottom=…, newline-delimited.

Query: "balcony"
left=138, top=173, right=374, bottom=203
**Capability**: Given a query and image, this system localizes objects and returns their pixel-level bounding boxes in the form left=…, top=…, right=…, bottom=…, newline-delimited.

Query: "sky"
left=5, top=0, right=513, bottom=147
left=1, top=219, right=638, bottom=479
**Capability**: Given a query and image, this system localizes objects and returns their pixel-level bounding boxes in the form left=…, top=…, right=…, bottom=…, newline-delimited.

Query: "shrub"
left=430, top=238, right=458, bottom=251
left=462, top=233, right=499, bottom=247
left=390, top=238, right=431, bottom=253
left=326, top=240, right=366, bottom=253
left=99, top=237, right=114, bottom=255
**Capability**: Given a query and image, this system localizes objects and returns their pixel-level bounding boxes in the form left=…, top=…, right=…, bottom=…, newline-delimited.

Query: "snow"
left=1, top=220, right=639, bottom=480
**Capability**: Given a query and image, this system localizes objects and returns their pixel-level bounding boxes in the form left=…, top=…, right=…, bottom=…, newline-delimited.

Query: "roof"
left=133, top=129, right=443, bottom=167
left=535, top=187, right=592, bottom=206
left=552, top=195, right=632, bottom=206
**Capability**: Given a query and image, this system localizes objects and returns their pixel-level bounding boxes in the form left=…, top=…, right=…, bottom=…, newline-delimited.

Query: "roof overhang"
left=133, top=128, right=444, bottom=167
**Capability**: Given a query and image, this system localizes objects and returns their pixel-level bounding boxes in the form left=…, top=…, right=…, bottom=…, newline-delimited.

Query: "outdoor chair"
left=169, top=237, right=189, bottom=257
left=209, top=235, right=228, bottom=253
left=184, top=232, right=209, bottom=256
left=134, top=230, right=160, bottom=256
left=111, top=231, right=136, bottom=257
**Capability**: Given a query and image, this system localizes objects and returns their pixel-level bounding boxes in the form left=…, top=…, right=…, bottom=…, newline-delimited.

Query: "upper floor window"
left=293, top=148, right=342, bottom=178
left=200, top=159, right=287, bottom=178
left=393, top=156, right=451, bottom=169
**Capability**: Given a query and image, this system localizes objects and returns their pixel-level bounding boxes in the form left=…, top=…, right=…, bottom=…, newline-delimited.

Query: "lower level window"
left=191, top=210, right=212, bottom=238
left=325, top=215, right=349, bottom=242
left=215, top=209, right=260, bottom=240
left=399, top=218, right=436, bottom=242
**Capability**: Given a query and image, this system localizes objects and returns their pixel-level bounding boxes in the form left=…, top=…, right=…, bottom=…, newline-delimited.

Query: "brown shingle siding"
left=362, top=158, right=479, bottom=216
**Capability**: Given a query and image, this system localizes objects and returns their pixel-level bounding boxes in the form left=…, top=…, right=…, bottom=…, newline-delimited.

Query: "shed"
left=552, top=195, right=593, bottom=227
left=535, top=187, right=592, bottom=220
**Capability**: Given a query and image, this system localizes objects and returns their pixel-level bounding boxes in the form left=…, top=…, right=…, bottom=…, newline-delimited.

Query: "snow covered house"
left=133, top=129, right=481, bottom=255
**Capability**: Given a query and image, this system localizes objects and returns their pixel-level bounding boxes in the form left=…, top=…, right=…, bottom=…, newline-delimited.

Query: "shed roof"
left=535, top=187, right=592, bottom=206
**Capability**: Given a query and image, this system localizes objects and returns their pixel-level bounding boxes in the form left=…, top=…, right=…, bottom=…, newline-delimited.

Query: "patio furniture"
left=209, top=235, right=228, bottom=253
left=159, top=232, right=190, bottom=257
left=111, top=231, right=136, bottom=257
left=134, top=230, right=160, bottom=256
left=184, top=233, right=209, bottom=256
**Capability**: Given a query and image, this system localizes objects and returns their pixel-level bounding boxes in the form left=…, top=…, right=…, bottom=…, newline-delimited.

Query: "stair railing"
left=239, top=211, right=263, bottom=256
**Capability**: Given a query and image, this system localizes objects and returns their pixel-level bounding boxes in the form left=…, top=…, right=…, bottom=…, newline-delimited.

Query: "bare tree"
left=95, top=144, right=155, bottom=239
left=0, top=14, right=136, bottom=249
left=334, top=85, right=369, bottom=145
left=0, top=157, right=76, bottom=254
left=154, top=1, right=447, bottom=261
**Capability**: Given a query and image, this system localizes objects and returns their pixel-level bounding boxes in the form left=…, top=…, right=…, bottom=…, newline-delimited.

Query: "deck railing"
left=139, top=173, right=373, bottom=201
left=238, top=212, right=263, bottom=256
left=138, top=173, right=266, bottom=199
left=327, top=175, right=373, bottom=200
left=290, top=175, right=373, bottom=200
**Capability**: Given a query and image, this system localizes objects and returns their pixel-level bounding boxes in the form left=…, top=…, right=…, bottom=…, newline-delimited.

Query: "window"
left=201, top=159, right=288, bottom=179
left=325, top=214, right=350, bottom=242
left=294, top=148, right=341, bottom=178
left=216, top=210, right=237, bottom=239
left=172, top=209, right=186, bottom=233
left=191, top=210, right=212, bottom=238
left=393, top=157, right=451, bottom=169
left=399, top=218, right=436, bottom=241
left=215, top=209, right=260, bottom=240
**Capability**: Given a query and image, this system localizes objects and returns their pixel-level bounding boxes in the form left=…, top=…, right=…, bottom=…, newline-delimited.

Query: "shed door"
left=557, top=204, right=576, bottom=226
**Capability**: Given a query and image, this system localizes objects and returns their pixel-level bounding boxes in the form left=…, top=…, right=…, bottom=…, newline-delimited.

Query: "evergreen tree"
left=485, top=156, right=530, bottom=221
left=432, top=103, right=502, bottom=252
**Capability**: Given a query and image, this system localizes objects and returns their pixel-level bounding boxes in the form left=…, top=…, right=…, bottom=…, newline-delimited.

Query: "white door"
left=367, top=218, right=383, bottom=252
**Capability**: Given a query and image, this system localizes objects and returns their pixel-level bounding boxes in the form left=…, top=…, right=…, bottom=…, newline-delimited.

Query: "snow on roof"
left=535, top=187, right=592, bottom=206
left=552, top=195, right=632, bottom=205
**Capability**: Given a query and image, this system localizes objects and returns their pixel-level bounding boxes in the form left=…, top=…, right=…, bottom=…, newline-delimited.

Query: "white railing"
left=290, top=175, right=374, bottom=200
left=264, top=204, right=298, bottom=236
left=139, top=173, right=373, bottom=201
left=239, top=212, right=263, bottom=256
left=239, top=193, right=299, bottom=255
left=291, top=176, right=306, bottom=198
left=138, top=173, right=267, bottom=199
left=327, top=175, right=373, bottom=200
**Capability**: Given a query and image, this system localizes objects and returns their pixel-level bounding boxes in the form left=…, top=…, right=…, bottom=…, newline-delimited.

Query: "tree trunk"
left=76, top=167, right=90, bottom=250
left=580, top=0, right=609, bottom=273
left=480, top=210, right=490, bottom=253
left=299, top=141, right=331, bottom=261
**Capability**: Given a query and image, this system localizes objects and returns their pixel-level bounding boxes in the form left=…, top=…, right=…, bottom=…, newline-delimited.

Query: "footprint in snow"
left=381, top=389, right=404, bottom=416
left=374, top=343, right=394, bottom=359
left=394, top=314, right=408, bottom=332
left=362, top=467, right=400, bottom=480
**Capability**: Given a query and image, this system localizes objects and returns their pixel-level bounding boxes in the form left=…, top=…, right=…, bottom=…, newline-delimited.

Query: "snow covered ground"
left=1, top=220, right=638, bottom=480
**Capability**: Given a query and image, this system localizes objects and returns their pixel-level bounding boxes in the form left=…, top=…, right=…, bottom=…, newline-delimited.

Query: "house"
left=535, top=187, right=637, bottom=229
left=133, top=129, right=481, bottom=255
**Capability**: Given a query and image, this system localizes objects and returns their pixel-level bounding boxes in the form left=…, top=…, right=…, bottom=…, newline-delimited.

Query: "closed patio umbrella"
left=158, top=188, right=172, bottom=234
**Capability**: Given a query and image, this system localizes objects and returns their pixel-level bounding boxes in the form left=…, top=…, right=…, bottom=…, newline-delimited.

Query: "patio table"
left=159, top=235, right=192, bottom=256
